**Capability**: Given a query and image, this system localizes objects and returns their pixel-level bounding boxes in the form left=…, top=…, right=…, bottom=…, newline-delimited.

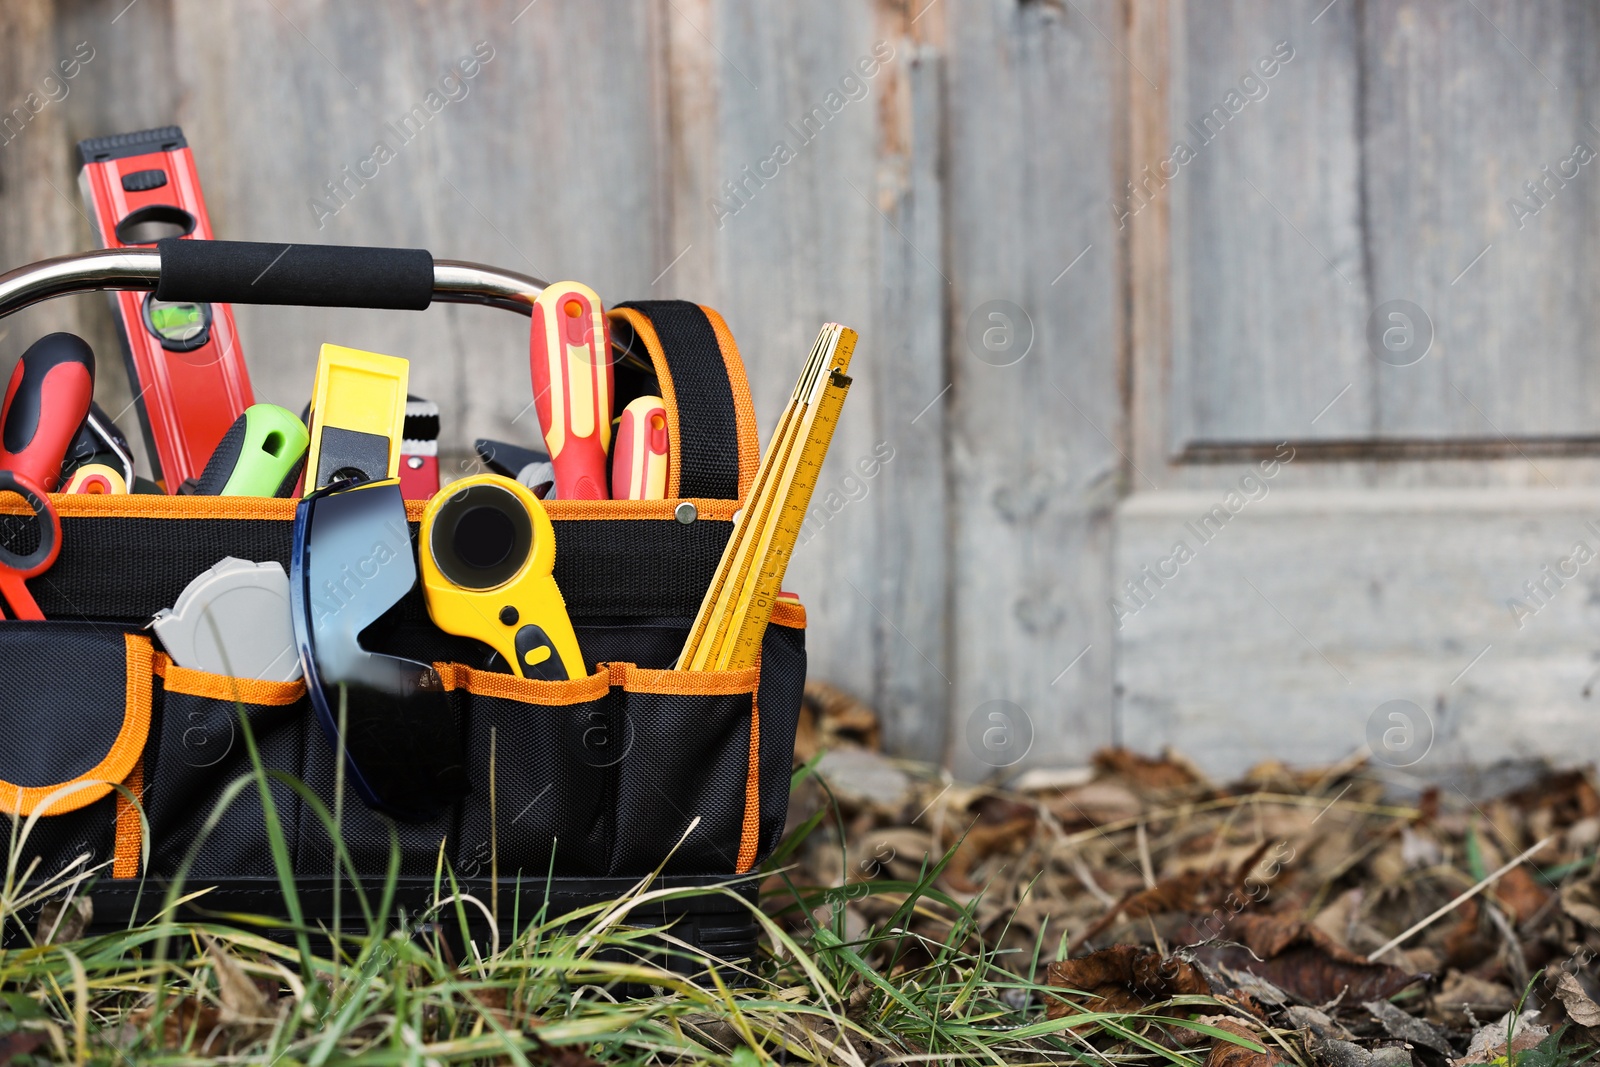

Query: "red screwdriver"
left=0, top=332, right=96, bottom=492
left=531, top=282, right=614, bottom=500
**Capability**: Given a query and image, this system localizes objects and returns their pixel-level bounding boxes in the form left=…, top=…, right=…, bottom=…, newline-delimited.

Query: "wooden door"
left=1119, top=0, right=1600, bottom=779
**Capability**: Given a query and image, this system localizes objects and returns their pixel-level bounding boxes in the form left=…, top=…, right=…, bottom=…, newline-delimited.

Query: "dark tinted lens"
left=291, top=479, right=469, bottom=820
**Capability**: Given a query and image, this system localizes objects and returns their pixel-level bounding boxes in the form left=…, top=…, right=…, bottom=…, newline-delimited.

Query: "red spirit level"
left=76, top=126, right=253, bottom=490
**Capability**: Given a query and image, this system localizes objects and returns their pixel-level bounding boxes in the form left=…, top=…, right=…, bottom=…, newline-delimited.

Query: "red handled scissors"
left=0, top=471, right=60, bottom=620
left=0, top=332, right=95, bottom=619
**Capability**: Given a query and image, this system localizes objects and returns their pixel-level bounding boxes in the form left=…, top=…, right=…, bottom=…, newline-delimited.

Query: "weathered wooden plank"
left=1362, top=0, right=1600, bottom=440
left=944, top=0, right=1121, bottom=776
left=860, top=39, right=950, bottom=763
left=1168, top=0, right=1369, bottom=448
left=1117, top=487, right=1600, bottom=778
left=0, top=1, right=154, bottom=470
left=154, top=0, right=665, bottom=475
left=668, top=0, right=890, bottom=717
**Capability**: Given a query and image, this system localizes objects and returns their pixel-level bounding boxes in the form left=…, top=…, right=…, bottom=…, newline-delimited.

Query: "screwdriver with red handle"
left=0, top=333, right=96, bottom=492
left=530, top=281, right=614, bottom=500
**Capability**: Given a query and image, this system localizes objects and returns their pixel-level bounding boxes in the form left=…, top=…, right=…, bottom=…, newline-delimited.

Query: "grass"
left=0, top=736, right=1232, bottom=1067
left=3, top=746, right=1594, bottom=1065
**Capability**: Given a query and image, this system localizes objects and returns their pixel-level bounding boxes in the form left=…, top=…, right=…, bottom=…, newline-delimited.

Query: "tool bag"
left=0, top=242, right=806, bottom=956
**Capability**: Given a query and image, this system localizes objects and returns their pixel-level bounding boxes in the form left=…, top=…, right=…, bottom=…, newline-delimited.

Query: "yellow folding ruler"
left=680, top=323, right=857, bottom=671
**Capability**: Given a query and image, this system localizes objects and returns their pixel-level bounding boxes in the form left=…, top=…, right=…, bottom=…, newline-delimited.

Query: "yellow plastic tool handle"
left=418, top=473, right=586, bottom=680
left=304, top=344, right=409, bottom=491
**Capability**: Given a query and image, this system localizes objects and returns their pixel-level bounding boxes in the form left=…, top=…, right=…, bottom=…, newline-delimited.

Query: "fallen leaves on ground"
left=1203, top=1017, right=1282, bottom=1067
left=777, top=686, right=1600, bottom=1063
left=1045, top=943, right=1209, bottom=1017
left=1195, top=914, right=1422, bottom=1004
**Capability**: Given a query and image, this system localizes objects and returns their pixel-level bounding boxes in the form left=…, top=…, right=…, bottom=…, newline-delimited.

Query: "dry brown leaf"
left=1503, top=769, right=1600, bottom=826
left=1561, top=881, right=1600, bottom=931
left=200, top=933, right=272, bottom=1025
left=1094, top=747, right=1208, bottom=794
left=1492, top=864, right=1552, bottom=924
left=1442, top=900, right=1498, bottom=971
left=797, top=681, right=880, bottom=761
left=1203, top=1016, right=1282, bottom=1067
left=130, top=997, right=233, bottom=1054
left=1195, top=913, right=1422, bottom=1005
left=36, top=895, right=92, bottom=945
left=1554, top=971, right=1600, bottom=1028
left=1432, top=969, right=1516, bottom=1031
left=1459, top=1010, right=1548, bottom=1065
left=1364, top=998, right=1452, bottom=1057
left=943, top=815, right=1036, bottom=893
left=1045, top=943, right=1209, bottom=1019
left=1311, top=889, right=1363, bottom=950
left=1072, top=841, right=1273, bottom=953
left=0, top=1031, right=48, bottom=1065
left=1050, top=780, right=1143, bottom=828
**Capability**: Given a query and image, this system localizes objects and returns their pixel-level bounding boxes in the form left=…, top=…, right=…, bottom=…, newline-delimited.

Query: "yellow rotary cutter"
left=419, top=473, right=585, bottom=680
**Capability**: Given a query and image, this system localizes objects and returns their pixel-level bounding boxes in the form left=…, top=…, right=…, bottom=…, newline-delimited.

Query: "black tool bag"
left=0, top=243, right=806, bottom=962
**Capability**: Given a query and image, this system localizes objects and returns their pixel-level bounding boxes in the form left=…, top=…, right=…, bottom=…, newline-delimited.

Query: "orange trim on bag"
left=619, top=663, right=760, bottom=696
left=1, top=493, right=739, bottom=525
left=113, top=759, right=144, bottom=878
left=769, top=600, right=807, bottom=629
left=153, top=655, right=307, bottom=705
left=435, top=662, right=612, bottom=706
left=0, top=494, right=297, bottom=521
left=701, top=306, right=761, bottom=501
left=0, top=633, right=154, bottom=817
left=738, top=695, right=762, bottom=873
left=609, top=308, right=685, bottom=499
left=543, top=498, right=738, bottom=522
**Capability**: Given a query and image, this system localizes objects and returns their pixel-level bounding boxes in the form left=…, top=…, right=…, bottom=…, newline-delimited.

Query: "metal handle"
left=0, top=248, right=651, bottom=372
left=0, top=247, right=555, bottom=319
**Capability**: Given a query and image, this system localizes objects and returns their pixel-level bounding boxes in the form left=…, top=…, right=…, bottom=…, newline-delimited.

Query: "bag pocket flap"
left=0, top=628, right=154, bottom=816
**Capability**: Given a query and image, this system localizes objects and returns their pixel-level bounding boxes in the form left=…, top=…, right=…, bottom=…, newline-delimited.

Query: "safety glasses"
left=290, top=476, right=469, bottom=821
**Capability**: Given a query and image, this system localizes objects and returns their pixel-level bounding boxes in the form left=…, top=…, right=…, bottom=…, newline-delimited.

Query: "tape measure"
left=680, top=323, right=856, bottom=671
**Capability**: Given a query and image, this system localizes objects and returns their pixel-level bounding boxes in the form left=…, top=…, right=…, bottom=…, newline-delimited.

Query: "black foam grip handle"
left=155, top=239, right=434, bottom=310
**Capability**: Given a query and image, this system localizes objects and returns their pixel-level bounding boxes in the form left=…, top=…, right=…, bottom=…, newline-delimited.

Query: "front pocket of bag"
left=609, top=663, right=760, bottom=877
left=0, top=626, right=155, bottom=887
left=145, top=657, right=307, bottom=880
left=445, top=664, right=615, bottom=880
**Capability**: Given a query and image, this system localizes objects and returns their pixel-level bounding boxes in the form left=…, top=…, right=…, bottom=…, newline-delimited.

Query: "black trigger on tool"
left=315, top=426, right=391, bottom=487
left=514, top=623, right=570, bottom=681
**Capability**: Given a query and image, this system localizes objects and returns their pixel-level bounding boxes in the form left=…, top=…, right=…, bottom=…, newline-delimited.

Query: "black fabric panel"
left=27, top=514, right=733, bottom=624
left=756, top=622, right=807, bottom=860
left=294, top=707, right=456, bottom=879
left=143, top=686, right=305, bottom=880
left=157, top=239, right=434, bottom=311
left=616, top=301, right=741, bottom=500
left=0, top=795, right=117, bottom=892
left=456, top=687, right=613, bottom=879
left=610, top=685, right=752, bottom=876
left=0, top=623, right=130, bottom=788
